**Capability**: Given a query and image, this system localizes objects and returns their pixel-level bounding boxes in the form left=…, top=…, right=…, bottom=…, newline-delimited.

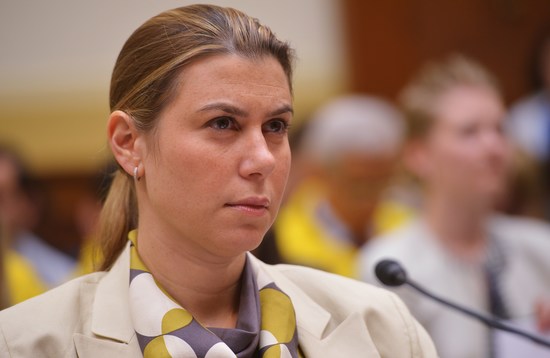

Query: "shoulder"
left=272, top=261, right=392, bottom=300
left=358, top=220, right=443, bottom=287
left=273, top=263, right=412, bottom=319
left=490, top=214, right=550, bottom=243
left=260, top=261, right=437, bottom=357
left=0, top=272, right=105, bottom=356
left=0, top=271, right=104, bottom=321
left=490, top=214, right=550, bottom=257
left=257, top=257, right=408, bottom=318
left=361, top=220, right=428, bottom=264
left=4, top=250, right=47, bottom=304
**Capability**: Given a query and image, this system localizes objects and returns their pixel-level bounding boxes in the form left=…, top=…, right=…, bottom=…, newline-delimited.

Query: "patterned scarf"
left=127, top=231, right=301, bottom=357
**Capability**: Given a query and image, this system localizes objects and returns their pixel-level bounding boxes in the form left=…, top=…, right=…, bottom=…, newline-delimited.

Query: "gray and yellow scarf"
left=128, top=231, right=301, bottom=358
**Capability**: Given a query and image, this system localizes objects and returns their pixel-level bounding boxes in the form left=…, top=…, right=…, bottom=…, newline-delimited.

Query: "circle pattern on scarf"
left=127, top=230, right=301, bottom=357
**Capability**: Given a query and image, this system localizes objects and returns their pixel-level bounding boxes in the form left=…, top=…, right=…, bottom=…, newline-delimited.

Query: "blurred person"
left=507, top=25, right=550, bottom=219
left=0, top=145, right=65, bottom=305
left=73, top=160, right=117, bottom=275
left=0, top=5, right=436, bottom=357
left=360, top=54, right=550, bottom=358
left=274, top=95, right=411, bottom=278
left=0, top=147, right=39, bottom=307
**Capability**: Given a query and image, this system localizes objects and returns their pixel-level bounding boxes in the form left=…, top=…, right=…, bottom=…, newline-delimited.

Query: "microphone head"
left=374, top=259, right=407, bottom=287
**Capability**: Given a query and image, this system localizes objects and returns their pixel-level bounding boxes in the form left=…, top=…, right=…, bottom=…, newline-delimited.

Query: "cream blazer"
left=0, top=243, right=437, bottom=357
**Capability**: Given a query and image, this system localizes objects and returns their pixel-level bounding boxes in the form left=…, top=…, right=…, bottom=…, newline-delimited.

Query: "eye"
left=264, top=119, right=290, bottom=134
left=209, top=116, right=238, bottom=131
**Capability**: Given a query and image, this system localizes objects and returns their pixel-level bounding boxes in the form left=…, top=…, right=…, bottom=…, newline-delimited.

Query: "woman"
left=360, top=55, right=550, bottom=358
left=0, top=5, right=435, bottom=357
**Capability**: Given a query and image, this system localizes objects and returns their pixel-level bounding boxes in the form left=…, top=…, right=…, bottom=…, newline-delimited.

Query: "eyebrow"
left=198, top=102, right=294, bottom=117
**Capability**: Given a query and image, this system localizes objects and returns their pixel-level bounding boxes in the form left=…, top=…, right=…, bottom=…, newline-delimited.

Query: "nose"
left=239, top=131, right=276, bottom=179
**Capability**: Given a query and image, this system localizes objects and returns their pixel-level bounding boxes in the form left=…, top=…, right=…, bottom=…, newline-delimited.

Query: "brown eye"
left=210, top=117, right=237, bottom=130
left=264, top=119, right=289, bottom=134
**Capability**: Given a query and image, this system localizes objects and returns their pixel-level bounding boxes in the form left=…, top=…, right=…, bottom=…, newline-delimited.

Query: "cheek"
left=421, top=143, right=475, bottom=187
left=272, top=149, right=291, bottom=196
left=169, top=147, right=223, bottom=193
left=277, top=153, right=291, bottom=184
left=432, top=140, right=476, bottom=168
left=148, top=139, right=213, bottom=198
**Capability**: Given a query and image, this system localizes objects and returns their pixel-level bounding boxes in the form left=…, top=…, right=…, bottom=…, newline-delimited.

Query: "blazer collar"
left=248, top=254, right=381, bottom=357
left=91, top=242, right=135, bottom=342
left=77, top=247, right=379, bottom=356
left=75, top=242, right=140, bottom=357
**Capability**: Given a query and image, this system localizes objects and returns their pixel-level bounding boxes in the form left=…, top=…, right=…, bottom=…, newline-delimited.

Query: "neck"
left=424, top=191, right=491, bottom=259
left=136, top=226, right=246, bottom=329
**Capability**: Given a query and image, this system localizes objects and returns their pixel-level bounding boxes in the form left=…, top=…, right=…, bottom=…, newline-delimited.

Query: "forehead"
left=175, top=54, right=291, bottom=102
left=432, top=84, right=504, bottom=125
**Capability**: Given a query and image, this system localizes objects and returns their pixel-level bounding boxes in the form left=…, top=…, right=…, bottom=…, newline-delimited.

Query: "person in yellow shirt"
left=0, top=228, right=8, bottom=309
left=0, top=145, right=75, bottom=307
left=3, top=250, right=46, bottom=304
left=273, top=95, right=412, bottom=278
left=0, top=145, right=46, bottom=306
left=72, top=161, right=117, bottom=276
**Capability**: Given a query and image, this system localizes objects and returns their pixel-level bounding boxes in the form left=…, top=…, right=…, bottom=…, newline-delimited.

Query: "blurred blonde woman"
left=360, top=54, right=550, bottom=358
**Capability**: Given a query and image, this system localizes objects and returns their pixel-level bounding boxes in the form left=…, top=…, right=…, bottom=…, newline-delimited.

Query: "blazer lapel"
left=297, top=313, right=381, bottom=357
left=75, top=243, right=141, bottom=357
left=73, top=333, right=141, bottom=358
left=74, top=249, right=381, bottom=356
left=250, top=255, right=380, bottom=357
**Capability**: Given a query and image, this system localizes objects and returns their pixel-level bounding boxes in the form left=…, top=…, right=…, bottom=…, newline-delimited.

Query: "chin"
left=221, top=230, right=265, bottom=255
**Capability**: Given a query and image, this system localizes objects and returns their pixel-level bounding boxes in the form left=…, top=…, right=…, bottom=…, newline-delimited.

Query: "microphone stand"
left=374, top=259, right=550, bottom=349
left=406, top=278, right=550, bottom=348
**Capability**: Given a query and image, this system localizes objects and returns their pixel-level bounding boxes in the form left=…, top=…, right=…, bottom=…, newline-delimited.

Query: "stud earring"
left=133, top=166, right=140, bottom=181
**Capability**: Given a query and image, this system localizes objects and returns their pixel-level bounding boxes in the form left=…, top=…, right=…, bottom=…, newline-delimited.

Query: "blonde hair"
left=399, top=54, right=500, bottom=140
left=99, top=4, right=295, bottom=270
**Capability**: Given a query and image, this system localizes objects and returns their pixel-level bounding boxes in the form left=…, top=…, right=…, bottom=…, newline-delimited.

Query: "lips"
left=224, top=197, right=271, bottom=217
left=225, top=197, right=270, bottom=209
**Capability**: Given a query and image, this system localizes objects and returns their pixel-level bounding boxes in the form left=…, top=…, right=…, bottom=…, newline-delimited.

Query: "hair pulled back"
left=399, top=54, right=500, bottom=140
left=99, top=4, right=295, bottom=270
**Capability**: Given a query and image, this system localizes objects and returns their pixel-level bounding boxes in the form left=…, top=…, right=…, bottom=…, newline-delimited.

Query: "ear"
left=403, top=139, right=432, bottom=180
left=107, top=110, right=144, bottom=176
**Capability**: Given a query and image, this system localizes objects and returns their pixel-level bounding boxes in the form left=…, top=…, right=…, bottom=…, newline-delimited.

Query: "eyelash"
left=265, top=119, right=291, bottom=134
left=209, top=116, right=237, bottom=130
left=208, top=117, right=291, bottom=134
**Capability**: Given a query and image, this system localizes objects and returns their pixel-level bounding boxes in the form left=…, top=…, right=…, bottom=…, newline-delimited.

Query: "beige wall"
left=0, top=0, right=349, bottom=175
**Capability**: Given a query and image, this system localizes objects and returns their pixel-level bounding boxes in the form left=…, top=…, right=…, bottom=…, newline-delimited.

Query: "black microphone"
left=375, top=259, right=550, bottom=348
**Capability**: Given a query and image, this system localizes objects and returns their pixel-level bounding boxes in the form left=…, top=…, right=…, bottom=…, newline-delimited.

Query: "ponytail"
left=98, top=170, right=137, bottom=270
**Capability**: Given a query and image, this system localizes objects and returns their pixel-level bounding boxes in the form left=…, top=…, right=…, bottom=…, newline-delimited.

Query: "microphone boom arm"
left=406, top=279, right=550, bottom=348
left=374, top=259, right=550, bottom=349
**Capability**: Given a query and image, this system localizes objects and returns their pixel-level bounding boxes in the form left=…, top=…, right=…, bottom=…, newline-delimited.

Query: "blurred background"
left=1, top=0, right=549, bottom=260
